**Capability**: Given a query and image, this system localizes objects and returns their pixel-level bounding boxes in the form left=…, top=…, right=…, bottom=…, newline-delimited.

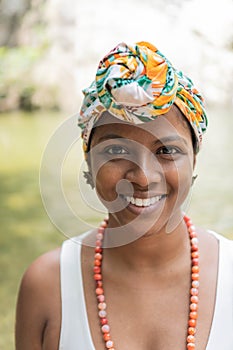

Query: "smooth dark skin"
left=15, top=108, right=218, bottom=350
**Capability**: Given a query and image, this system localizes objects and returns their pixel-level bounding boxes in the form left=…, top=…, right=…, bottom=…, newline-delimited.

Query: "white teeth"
left=124, top=195, right=163, bottom=207
left=135, top=198, right=143, bottom=206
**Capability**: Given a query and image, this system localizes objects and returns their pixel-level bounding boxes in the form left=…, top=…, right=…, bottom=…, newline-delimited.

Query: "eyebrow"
left=97, top=133, right=188, bottom=146
left=153, top=135, right=189, bottom=146
left=97, top=134, right=124, bottom=142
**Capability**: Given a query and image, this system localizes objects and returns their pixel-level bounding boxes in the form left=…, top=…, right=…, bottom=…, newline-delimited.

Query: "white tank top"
left=59, top=232, right=233, bottom=350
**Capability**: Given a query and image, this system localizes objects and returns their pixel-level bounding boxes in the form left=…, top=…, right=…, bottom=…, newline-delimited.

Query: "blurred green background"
left=1, top=0, right=233, bottom=349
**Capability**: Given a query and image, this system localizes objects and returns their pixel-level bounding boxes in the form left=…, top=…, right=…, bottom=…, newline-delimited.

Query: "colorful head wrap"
left=78, top=41, right=207, bottom=153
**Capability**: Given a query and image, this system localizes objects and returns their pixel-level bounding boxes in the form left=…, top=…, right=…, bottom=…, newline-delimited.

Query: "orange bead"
left=190, top=303, right=198, bottom=311
left=191, top=295, right=198, bottom=303
left=94, top=266, right=101, bottom=273
left=191, top=251, right=199, bottom=258
left=190, top=311, right=198, bottom=319
left=191, top=245, right=198, bottom=252
left=95, top=259, right=101, bottom=266
left=188, top=319, right=196, bottom=327
left=188, top=327, right=196, bottom=335
left=192, top=273, right=199, bottom=280
left=96, top=240, right=102, bottom=247
left=103, top=333, right=111, bottom=341
left=192, top=281, right=199, bottom=288
left=96, top=287, right=104, bottom=295
left=192, top=266, right=199, bottom=273
left=95, top=246, right=102, bottom=253
left=187, top=335, right=195, bottom=343
left=190, top=288, right=198, bottom=296
left=192, top=258, right=199, bottom=266
left=94, top=273, right=102, bottom=280
left=187, top=343, right=195, bottom=349
left=190, top=231, right=197, bottom=238
left=95, top=253, right=102, bottom=260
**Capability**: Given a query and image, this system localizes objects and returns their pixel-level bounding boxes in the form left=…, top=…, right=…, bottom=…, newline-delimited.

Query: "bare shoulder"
left=16, top=248, right=62, bottom=350
left=19, top=248, right=61, bottom=301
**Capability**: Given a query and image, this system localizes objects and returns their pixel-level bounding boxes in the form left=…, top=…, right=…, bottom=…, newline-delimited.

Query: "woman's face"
left=89, top=107, right=196, bottom=237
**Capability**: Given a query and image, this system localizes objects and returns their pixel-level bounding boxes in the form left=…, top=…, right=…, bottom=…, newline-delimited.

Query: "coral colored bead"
left=192, top=258, right=199, bottom=266
left=188, top=319, right=196, bottom=327
left=101, top=221, right=107, bottom=228
left=192, top=281, right=199, bottom=288
left=96, top=287, right=104, bottom=295
left=96, top=281, right=103, bottom=287
left=101, top=317, right=108, bottom=325
left=96, top=232, right=104, bottom=240
left=188, top=327, right=196, bottom=335
left=191, top=245, right=198, bottom=252
left=192, top=273, right=199, bottom=280
left=97, top=294, right=105, bottom=302
left=94, top=266, right=101, bottom=273
left=95, top=246, right=102, bottom=253
left=192, top=266, right=199, bottom=273
left=190, top=232, right=197, bottom=238
left=94, top=259, right=101, bottom=266
left=106, top=340, right=114, bottom=348
left=191, top=296, right=198, bottom=303
left=96, top=240, right=102, bottom=247
left=191, top=237, right=198, bottom=245
left=191, top=251, right=199, bottom=258
left=190, top=311, right=198, bottom=319
left=187, top=343, right=195, bottom=349
left=190, top=288, right=198, bottom=296
left=101, top=324, right=110, bottom=333
left=187, top=335, right=195, bottom=343
left=190, top=303, right=198, bottom=311
left=94, top=273, right=102, bottom=281
left=95, top=253, right=102, bottom=260
left=103, top=333, right=111, bottom=341
left=99, top=310, right=107, bottom=318
left=98, top=302, right=107, bottom=310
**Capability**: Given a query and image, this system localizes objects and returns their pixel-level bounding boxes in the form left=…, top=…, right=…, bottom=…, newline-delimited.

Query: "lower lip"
left=121, top=196, right=167, bottom=216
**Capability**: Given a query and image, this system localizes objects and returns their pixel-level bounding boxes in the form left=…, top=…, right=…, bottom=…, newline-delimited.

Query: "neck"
left=103, top=215, right=190, bottom=272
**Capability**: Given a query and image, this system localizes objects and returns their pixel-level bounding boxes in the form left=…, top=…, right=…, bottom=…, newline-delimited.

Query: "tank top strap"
left=59, top=238, right=95, bottom=350
left=206, top=232, right=233, bottom=349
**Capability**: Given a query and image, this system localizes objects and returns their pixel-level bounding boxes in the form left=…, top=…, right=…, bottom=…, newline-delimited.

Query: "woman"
left=15, top=41, right=233, bottom=350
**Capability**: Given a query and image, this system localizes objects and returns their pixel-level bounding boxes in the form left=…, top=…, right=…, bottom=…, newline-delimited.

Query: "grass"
left=0, top=107, right=232, bottom=349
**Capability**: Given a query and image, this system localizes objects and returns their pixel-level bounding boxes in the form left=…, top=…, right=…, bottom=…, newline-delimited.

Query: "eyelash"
left=104, top=145, right=128, bottom=155
left=156, top=146, right=181, bottom=155
left=103, top=145, right=182, bottom=158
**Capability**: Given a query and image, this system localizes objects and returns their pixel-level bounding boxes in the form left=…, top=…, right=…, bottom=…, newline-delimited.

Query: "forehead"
left=91, top=107, right=192, bottom=145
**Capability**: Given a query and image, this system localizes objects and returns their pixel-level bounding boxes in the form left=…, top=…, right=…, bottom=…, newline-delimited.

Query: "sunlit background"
left=0, top=0, right=233, bottom=348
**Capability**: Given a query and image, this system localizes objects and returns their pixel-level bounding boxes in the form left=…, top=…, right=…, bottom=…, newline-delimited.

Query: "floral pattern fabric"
left=78, top=41, right=207, bottom=153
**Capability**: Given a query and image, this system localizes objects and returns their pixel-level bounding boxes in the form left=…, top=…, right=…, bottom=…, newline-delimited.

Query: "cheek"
left=94, top=163, right=123, bottom=199
left=163, top=156, right=193, bottom=189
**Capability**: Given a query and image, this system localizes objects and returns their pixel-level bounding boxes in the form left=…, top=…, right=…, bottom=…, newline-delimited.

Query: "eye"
left=105, top=145, right=129, bottom=155
left=156, top=146, right=180, bottom=155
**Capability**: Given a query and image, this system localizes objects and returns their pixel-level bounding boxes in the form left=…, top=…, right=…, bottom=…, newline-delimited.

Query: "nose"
left=125, top=150, right=162, bottom=188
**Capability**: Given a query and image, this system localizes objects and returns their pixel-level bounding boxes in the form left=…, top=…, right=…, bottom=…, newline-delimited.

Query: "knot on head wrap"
left=78, top=41, right=207, bottom=153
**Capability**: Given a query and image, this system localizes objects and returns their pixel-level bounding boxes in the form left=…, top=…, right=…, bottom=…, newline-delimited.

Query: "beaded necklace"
left=93, top=215, right=199, bottom=350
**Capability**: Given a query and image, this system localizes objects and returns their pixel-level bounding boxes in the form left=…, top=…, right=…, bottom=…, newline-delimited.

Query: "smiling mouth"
left=122, top=195, right=166, bottom=207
